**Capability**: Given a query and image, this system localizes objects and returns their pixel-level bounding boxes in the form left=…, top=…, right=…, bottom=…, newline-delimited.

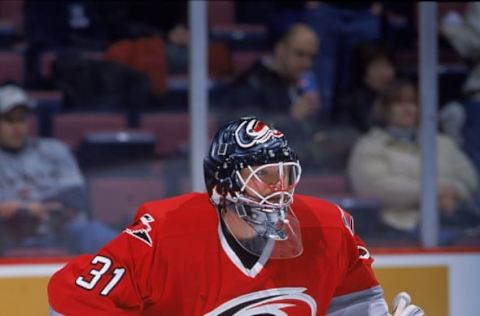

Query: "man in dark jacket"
left=217, top=24, right=321, bottom=168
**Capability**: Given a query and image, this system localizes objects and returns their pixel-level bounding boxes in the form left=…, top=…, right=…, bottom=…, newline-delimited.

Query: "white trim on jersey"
left=217, top=221, right=274, bottom=278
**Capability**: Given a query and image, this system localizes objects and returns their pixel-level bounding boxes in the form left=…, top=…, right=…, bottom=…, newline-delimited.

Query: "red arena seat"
left=89, top=177, right=165, bottom=228
left=140, top=112, right=218, bottom=157
left=52, top=112, right=126, bottom=151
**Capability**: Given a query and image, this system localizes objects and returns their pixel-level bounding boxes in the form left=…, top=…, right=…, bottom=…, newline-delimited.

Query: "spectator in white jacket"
left=348, top=79, right=479, bottom=245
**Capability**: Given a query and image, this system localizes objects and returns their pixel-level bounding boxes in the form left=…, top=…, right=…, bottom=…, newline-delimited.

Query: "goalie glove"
left=390, top=292, right=424, bottom=316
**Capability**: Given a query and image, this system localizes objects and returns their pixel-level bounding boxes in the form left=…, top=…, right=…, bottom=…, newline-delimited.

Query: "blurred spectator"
left=336, top=41, right=397, bottom=133
left=312, top=41, right=396, bottom=171
left=105, top=35, right=168, bottom=97
left=99, top=1, right=232, bottom=87
left=0, top=85, right=116, bottom=255
left=53, top=53, right=151, bottom=111
left=131, top=4, right=188, bottom=78
left=96, top=1, right=189, bottom=75
left=440, top=2, right=480, bottom=173
left=24, top=0, right=106, bottom=88
left=165, top=23, right=189, bottom=75
left=348, top=79, right=480, bottom=245
left=217, top=23, right=320, bottom=126
left=304, top=1, right=382, bottom=120
left=215, top=23, right=321, bottom=167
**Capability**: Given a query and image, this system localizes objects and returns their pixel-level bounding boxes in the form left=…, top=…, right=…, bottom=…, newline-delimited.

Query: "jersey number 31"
left=75, top=255, right=126, bottom=296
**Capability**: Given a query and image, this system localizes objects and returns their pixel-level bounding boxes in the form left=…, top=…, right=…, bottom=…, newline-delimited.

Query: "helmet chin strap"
left=233, top=203, right=290, bottom=241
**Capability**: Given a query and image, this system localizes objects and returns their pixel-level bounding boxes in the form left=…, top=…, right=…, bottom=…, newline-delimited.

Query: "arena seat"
left=0, top=0, right=24, bottom=28
left=140, top=112, right=218, bottom=157
left=89, top=177, right=165, bottom=228
left=208, top=0, right=234, bottom=27
left=40, top=50, right=104, bottom=79
left=29, top=90, right=63, bottom=106
left=52, top=112, right=126, bottom=151
left=0, top=0, right=23, bottom=46
left=78, top=129, right=156, bottom=169
left=0, top=51, right=23, bottom=83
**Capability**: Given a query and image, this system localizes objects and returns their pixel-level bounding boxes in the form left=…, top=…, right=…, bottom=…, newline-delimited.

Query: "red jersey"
left=48, top=193, right=382, bottom=315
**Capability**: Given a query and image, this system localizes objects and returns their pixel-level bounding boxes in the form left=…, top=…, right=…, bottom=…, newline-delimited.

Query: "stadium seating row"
left=28, top=110, right=218, bottom=159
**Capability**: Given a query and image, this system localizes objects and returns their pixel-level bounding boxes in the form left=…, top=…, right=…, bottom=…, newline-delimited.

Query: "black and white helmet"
left=204, top=117, right=303, bottom=258
left=204, top=116, right=301, bottom=209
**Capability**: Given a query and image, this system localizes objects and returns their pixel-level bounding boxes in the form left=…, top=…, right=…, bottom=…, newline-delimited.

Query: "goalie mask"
left=204, top=117, right=303, bottom=258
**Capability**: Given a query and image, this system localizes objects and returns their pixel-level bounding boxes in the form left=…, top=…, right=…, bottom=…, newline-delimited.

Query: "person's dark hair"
left=351, top=41, right=396, bottom=88
left=372, top=78, right=417, bottom=126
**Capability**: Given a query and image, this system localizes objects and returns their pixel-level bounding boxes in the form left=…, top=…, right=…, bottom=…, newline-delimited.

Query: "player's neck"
left=220, top=215, right=259, bottom=269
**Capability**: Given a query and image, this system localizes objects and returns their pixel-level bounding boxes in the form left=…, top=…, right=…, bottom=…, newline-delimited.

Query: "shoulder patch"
left=336, top=206, right=355, bottom=236
left=125, top=213, right=155, bottom=247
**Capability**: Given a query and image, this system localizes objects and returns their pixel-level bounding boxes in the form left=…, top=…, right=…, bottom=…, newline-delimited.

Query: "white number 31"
left=75, top=255, right=125, bottom=296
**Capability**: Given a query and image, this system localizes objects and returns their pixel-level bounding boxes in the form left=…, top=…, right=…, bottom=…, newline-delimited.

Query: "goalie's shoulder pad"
left=293, top=195, right=355, bottom=233
left=122, top=194, right=198, bottom=247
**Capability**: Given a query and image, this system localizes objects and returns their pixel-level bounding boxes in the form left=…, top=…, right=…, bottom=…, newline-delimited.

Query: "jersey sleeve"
left=328, top=207, right=388, bottom=315
left=48, top=204, right=166, bottom=316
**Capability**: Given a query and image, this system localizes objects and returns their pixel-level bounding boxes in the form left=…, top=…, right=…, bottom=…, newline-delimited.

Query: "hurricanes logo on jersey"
left=125, top=213, right=155, bottom=247
left=235, top=119, right=284, bottom=149
left=204, top=287, right=316, bottom=316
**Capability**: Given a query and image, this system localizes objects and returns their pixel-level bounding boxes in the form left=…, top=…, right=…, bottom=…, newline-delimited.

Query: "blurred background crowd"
left=0, top=1, right=479, bottom=257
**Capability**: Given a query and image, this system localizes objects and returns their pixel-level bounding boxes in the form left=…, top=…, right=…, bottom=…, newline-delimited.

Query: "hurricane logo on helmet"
left=235, top=119, right=284, bottom=148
